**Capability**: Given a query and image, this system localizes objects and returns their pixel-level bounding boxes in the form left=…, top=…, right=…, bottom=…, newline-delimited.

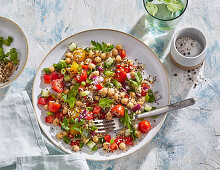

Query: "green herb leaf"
left=146, top=89, right=155, bottom=103
left=112, top=79, right=121, bottom=89
left=99, top=98, right=114, bottom=108
left=67, top=97, right=77, bottom=108
left=3, top=36, right=13, bottom=46
left=0, top=47, right=4, bottom=56
left=0, top=37, right=3, bottom=47
left=79, top=141, right=84, bottom=148
left=63, top=136, right=70, bottom=144
left=43, top=68, right=50, bottom=74
left=89, top=125, right=98, bottom=131
left=146, top=2, right=158, bottom=16
left=110, top=139, right=114, bottom=144
left=91, top=41, right=114, bottom=53
left=135, top=72, right=143, bottom=84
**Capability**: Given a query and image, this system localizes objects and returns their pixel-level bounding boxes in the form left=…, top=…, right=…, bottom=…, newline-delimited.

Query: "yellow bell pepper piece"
left=70, top=62, right=79, bottom=73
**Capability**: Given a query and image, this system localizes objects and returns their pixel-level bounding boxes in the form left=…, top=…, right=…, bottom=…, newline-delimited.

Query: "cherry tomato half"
left=51, top=72, right=63, bottom=80
left=38, top=97, right=48, bottom=105
left=138, top=120, right=151, bottom=133
left=74, top=70, right=87, bottom=83
left=110, top=142, right=118, bottom=151
left=52, top=79, right=64, bottom=93
left=124, top=137, right=134, bottom=145
left=111, top=104, right=125, bottom=118
left=104, top=135, right=111, bottom=143
left=44, top=74, right=52, bottom=84
left=70, top=140, right=80, bottom=146
left=48, top=101, right=61, bottom=112
left=115, top=69, right=127, bottom=83
left=119, top=49, right=126, bottom=59
left=45, top=116, right=54, bottom=123
left=96, top=84, right=103, bottom=91
left=86, top=112, right=94, bottom=120
left=93, top=105, right=102, bottom=114
left=114, top=136, right=124, bottom=145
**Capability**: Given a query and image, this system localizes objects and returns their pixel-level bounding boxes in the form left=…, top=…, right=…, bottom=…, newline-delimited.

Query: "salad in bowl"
left=37, top=41, right=158, bottom=153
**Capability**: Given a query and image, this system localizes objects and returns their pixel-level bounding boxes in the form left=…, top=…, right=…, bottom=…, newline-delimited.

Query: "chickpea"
left=93, top=136, right=99, bottom=143
left=66, top=67, right=71, bottom=72
left=107, top=88, right=114, bottom=96
left=65, top=57, right=71, bottom=64
left=88, top=63, right=95, bottom=69
left=135, top=130, right=142, bottom=138
left=94, top=96, right=100, bottom=101
left=103, top=142, right=110, bottom=150
left=115, top=55, right=121, bottom=63
left=94, top=56, right=101, bottom=63
left=106, top=112, right=113, bottom=120
left=66, top=52, right=73, bottom=58
left=112, top=48, right=118, bottom=56
left=57, top=93, right=62, bottom=99
left=121, top=98, right=128, bottom=105
left=127, top=102, right=134, bottom=108
left=63, top=88, right=70, bottom=95
left=76, top=101, right=82, bottom=107
left=92, top=71, right=99, bottom=77
left=137, top=102, right=144, bottom=105
left=44, top=104, right=48, bottom=111
left=100, top=88, right=108, bottom=97
left=72, top=145, right=80, bottom=152
left=129, top=92, right=135, bottom=98
left=130, top=71, right=136, bottom=77
left=100, top=53, right=107, bottom=59
left=113, top=93, right=119, bottom=101
left=62, top=131, right=67, bottom=136
left=89, top=50, right=94, bottom=58
left=120, top=92, right=126, bottom=98
left=84, top=58, right=92, bottom=65
left=107, top=51, right=112, bottom=58
left=63, top=108, right=68, bottom=114
left=139, top=96, right=145, bottom=103
left=49, top=66, right=54, bottom=72
left=56, top=132, right=63, bottom=139
left=127, top=60, right=133, bottom=65
left=119, top=142, right=126, bottom=150
left=53, top=118, right=60, bottom=126
left=95, top=50, right=100, bottom=56
left=116, top=44, right=122, bottom=50
left=130, top=98, right=135, bottom=104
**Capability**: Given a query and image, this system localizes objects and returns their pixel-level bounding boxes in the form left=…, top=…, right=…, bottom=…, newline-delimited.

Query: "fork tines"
left=93, top=119, right=115, bottom=133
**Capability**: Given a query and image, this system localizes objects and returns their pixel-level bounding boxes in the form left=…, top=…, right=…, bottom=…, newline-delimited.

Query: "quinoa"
left=0, top=61, right=18, bottom=83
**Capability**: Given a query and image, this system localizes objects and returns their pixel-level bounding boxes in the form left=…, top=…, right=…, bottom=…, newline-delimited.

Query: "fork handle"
left=135, top=98, right=196, bottom=119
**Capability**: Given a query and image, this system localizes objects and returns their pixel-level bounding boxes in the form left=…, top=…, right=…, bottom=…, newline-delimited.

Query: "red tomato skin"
left=124, top=137, right=134, bottom=145
left=114, top=136, right=124, bottom=145
left=71, top=140, right=80, bottom=146
left=44, top=74, right=52, bottom=84
left=52, top=79, right=64, bottom=93
left=74, top=70, right=87, bottom=83
left=54, top=111, right=64, bottom=120
left=45, top=116, right=54, bottom=123
left=96, top=84, right=103, bottom=91
left=138, top=120, right=151, bottom=133
left=38, top=97, right=48, bottom=105
left=81, top=65, right=88, bottom=69
left=47, top=95, right=55, bottom=102
left=115, top=69, right=127, bottom=83
left=119, top=49, right=126, bottom=59
left=48, top=101, right=61, bottom=112
left=93, top=105, right=102, bottom=114
left=104, top=135, right=111, bottom=143
left=51, top=72, right=63, bottom=80
left=86, top=112, right=94, bottom=120
left=110, top=142, right=118, bottom=151
left=98, top=112, right=106, bottom=119
left=111, top=104, right=125, bottom=118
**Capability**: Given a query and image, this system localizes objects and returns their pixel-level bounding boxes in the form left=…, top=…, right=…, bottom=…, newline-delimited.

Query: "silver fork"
left=93, top=98, right=195, bottom=133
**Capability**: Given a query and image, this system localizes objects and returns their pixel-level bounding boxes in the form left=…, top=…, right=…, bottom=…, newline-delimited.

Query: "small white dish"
left=170, top=27, right=207, bottom=70
left=0, top=17, right=29, bottom=88
left=32, top=29, right=170, bottom=161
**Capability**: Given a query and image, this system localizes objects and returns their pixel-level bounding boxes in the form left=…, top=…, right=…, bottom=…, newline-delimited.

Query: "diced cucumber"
left=41, top=89, right=50, bottom=97
left=64, top=75, right=71, bottom=82
left=144, top=104, right=152, bottom=112
left=113, top=79, right=121, bottom=89
left=104, top=57, right=114, bottom=68
left=87, top=140, right=96, bottom=149
left=80, top=91, right=90, bottom=96
left=104, top=71, right=114, bottom=77
left=68, top=42, right=76, bottom=51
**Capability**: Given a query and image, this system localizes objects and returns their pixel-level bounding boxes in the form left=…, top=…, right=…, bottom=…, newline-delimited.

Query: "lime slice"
left=146, top=2, right=158, bottom=16
left=166, top=0, right=183, bottom=12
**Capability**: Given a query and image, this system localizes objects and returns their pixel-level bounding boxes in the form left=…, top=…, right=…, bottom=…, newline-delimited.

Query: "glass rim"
left=143, top=0, right=188, bottom=21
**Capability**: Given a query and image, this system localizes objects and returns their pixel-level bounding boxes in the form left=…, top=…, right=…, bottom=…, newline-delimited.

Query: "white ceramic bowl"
left=32, top=29, right=170, bottom=161
left=0, top=17, right=28, bottom=88
left=170, top=27, right=207, bottom=70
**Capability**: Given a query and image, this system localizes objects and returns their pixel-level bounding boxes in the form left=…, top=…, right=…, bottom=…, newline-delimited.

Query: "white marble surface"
left=0, top=0, right=220, bottom=169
